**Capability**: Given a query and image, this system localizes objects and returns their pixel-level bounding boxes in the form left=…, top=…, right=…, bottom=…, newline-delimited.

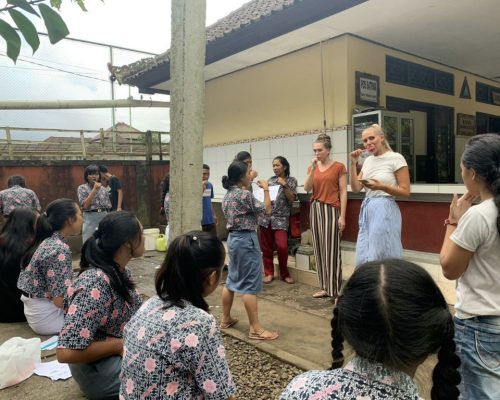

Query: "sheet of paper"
left=34, top=360, right=72, bottom=381
left=253, top=185, right=280, bottom=202
left=40, top=336, right=58, bottom=351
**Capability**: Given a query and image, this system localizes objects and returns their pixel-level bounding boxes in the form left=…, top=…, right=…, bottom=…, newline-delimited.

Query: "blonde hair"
left=314, top=133, right=332, bottom=150
left=366, top=124, right=393, bottom=151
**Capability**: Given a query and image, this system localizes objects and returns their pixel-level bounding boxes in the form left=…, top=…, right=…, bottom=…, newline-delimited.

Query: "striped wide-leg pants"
left=310, top=200, right=342, bottom=297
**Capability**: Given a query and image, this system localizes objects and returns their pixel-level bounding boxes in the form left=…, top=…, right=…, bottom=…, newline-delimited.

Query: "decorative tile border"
left=205, top=126, right=348, bottom=148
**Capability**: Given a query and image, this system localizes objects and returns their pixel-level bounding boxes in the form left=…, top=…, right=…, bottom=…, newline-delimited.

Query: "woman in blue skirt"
left=349, top=124, right=410, bottom=266
left=221, top=160, right=278, bottom=340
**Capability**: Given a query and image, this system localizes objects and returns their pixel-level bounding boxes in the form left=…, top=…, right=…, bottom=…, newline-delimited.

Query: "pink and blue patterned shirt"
left=222, top=186, right=266, bottom=231
left=0, top=185, right=41, bottom=216
left=119, top=296, right=236, bottom=400
left=77, top=183, right=111, bottom=211
left=58, top=267, right=142, bottom=349
left=17, top=232, right=72, bottom=299
left=280, top=356, right=420, bottom=400
left=258, top=176, right=297, bottom=231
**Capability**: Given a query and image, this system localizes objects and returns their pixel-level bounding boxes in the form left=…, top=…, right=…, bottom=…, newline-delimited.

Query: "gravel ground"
left=223, top=334, right=304, bottom=400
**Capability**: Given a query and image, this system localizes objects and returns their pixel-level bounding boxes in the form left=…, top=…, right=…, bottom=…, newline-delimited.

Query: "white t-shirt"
left=451, top=198, right=500, bottom=318
left=360, top=151, right=407, bottom=197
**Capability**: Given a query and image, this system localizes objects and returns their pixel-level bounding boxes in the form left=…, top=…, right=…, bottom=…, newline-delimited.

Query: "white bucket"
left=143, top=228, right=160, bottom=251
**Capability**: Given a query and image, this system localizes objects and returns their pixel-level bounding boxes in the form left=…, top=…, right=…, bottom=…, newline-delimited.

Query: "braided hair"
left=330, top=259, right=460, bottom=400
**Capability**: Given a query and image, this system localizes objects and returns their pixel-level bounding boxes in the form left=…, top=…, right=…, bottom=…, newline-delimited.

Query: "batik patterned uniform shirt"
left=119, top=296, right=236, bottom=399
left=17, top=232, right=72, bottom=299
left=0, top=185, right=41, bottom=216
left=280, top=356, right=420, bottom=400
left=222, top=186, right=266, bottom=231
left=77, top=183, right=112, bottom=211
left=58, top=267, right=142, bottom=350
left=258, top=176, right=297, bottom=230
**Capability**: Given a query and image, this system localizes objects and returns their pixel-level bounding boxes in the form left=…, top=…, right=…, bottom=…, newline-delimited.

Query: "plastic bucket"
left=143, top=228, right=160, bottom=251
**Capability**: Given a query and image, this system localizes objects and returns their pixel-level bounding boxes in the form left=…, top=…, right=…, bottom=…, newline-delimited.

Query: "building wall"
left=345, top=35, right=500, bottom=182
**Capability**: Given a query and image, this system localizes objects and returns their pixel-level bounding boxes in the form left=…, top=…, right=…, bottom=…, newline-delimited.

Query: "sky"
left=0, top=0, right=250, bottom=139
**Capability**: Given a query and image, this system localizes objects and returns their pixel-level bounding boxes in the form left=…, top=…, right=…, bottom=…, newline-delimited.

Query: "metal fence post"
left=80, top=130, right=87, bottom=159
left=5, top=127, right=13, bottom=160
left=145, top=130, right=152, bottom=161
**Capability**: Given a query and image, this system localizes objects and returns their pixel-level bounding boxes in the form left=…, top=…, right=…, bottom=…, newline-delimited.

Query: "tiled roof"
left=109, top=0, right=297, bottom=85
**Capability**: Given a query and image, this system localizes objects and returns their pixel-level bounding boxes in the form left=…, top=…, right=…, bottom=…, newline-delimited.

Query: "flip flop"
left=312, top=290, right=328, bottom=298
left=283, top=276, right=295, bottom=284
left=263, top=275, right=273, bottom=284
left=220, top=318, right=239, bottom=329
left=248, top=329, right=279, bottom=340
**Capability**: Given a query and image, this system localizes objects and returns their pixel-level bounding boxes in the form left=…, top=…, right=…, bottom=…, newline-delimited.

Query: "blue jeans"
left=454, top=316, right=500, bottom=399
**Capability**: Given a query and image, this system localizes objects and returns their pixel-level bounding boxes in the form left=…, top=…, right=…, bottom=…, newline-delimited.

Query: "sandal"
left=283, top=276, right=295, bottom=284
left=263, top=275, right=273, bottom=284
left=248, top=329, right=279, bottom=340
left=312, top=290, right=328, bottom=298
left=220, top=318, right=239, bottom=329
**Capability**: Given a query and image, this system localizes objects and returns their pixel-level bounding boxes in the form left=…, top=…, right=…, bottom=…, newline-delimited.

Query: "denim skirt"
left=226, top=230, right=263, bottom=295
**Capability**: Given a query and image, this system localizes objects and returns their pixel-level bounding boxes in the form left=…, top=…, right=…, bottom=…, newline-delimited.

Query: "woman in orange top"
left=304, top=134, right=347, bottom=299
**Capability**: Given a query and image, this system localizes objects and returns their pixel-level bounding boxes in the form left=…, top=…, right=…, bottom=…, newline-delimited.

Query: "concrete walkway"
left=0, top=251, right=439, bottom=399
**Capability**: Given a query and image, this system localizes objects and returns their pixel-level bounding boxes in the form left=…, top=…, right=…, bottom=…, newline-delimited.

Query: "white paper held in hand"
left=253, top=185, right=280, bottom=202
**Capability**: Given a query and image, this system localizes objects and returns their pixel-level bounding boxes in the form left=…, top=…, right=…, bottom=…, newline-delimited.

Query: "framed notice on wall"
left=456, top=113, right=476, bottom=136
left=355, top=71, right=379, bottom=107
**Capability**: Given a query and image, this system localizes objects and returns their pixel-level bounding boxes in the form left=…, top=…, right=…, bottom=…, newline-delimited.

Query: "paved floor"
left=1, top=251, right=440, bottom=399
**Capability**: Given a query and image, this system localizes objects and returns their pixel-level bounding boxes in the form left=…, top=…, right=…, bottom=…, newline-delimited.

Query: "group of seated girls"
left=2, top=202, right=461, bottom=400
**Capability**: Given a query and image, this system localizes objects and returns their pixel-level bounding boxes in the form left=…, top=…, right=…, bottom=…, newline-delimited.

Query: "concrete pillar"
left=169, top=0, right=206, bottom=241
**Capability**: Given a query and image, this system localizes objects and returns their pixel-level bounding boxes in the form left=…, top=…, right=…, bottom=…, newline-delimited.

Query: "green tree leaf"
left=73, top=0, right=87, bottom=12
left=7, top=0, right=40, bottom=17
left=8, top=8, right=40, bottom=53
left=38, top=3, right=69, bottom=44
left=50, top=0, right=62, bottom=10
left=0, top=19, right=21, bottom=62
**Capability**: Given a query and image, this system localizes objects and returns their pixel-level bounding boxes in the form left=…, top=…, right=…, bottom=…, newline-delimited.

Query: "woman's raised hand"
left=350, top=149, right=364, bottom=163
left=449, top=191, right=476, bottom=224
left=258, top=179, right=269, bottom=190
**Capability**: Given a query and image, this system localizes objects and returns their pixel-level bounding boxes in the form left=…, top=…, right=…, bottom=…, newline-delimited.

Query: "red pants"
left=259, top=225, right=290, bottom=278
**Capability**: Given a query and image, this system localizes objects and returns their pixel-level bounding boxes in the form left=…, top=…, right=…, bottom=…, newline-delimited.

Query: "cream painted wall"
left=204, top=38, right=352, bottom=146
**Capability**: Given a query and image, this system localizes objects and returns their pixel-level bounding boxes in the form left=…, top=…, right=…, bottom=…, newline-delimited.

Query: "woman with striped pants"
left=304, top=133, right=347, bottom=299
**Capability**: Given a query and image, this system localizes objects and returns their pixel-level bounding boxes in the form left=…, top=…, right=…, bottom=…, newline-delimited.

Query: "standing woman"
left=259, top=156, right=297, bottom=284
left=78, top=164, right=112, bottom=243
left=120, top=232, right=236, bottom=399
left=0, top=208, right=37, bottom=322
left=17, top=198, right=83, bottom=334
left=440, top=133, right=500, bottom=400
left=57, top=211, right=144, bottom=400
left=221, top=160, right=278, bottom=340
left=349, top=124, right=410, bottom=266
left=304, top=133, right=347, bottom=299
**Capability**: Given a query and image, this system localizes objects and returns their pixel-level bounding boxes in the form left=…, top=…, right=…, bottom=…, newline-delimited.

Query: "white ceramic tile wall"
left=205, top=131, right=348, bottom=196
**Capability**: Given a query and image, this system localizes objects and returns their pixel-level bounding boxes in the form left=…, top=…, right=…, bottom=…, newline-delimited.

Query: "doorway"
left=386, top=97, right=454, bottom=183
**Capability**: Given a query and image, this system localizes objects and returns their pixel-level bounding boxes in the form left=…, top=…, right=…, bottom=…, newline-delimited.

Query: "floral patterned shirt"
left=119, top=296, right=235, bottom=400
left=280, top=356, right=420, bottom=400
left=0, top=185, right=41, bottom=216
left=17, top=232, right=72, bottom=299
left=77, top=183, right=112, bottom=211
left=258, top=176, right=297, bottom=230
left=58, top=267, right=142, bottom=349
left=222, top=186, right=266, bottom=231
